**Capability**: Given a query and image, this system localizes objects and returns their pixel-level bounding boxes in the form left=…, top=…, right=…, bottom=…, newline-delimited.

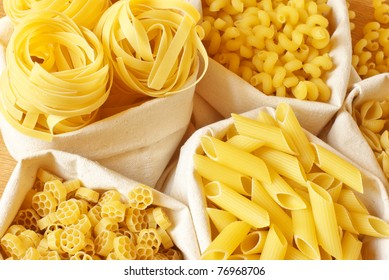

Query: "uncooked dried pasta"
left=4, top=0, right=111, bottom=29
left=196, top=103, right=389, bottom=260
left=201, top=0, right=333, bottom=101
left=128, top=185, right=153, bottom=210
left=0, top=10, right=112, bottom=141
left=94, top=0, right=208, bottom=98
left=0, top=169, right=185, bottom=260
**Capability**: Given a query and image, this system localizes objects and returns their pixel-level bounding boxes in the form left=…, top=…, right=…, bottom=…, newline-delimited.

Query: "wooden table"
left=0, top=0, right=381, bottom=200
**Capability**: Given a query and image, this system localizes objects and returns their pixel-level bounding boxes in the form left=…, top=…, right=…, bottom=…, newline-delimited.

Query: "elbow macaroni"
left=201, top=0, right=334, bottom=101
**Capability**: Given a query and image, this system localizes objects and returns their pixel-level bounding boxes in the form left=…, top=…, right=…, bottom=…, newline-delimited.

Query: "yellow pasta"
left=200, top=135, right=271, bottom=184
left=94, top=0, right=208, bottom=98
left=350, top=212, right=389, bottom=238
left=100, top=200, right=126, bottom=223
left=193, top=154, right=252, bottom=196
left=75, top=187, right=100, bottom=204
left=201, top=221, right=251, bottom=260
left=32, top=191, right=58, bottom=217
left=312, top=143, right=364, bottom=193
left=152, top=207, right=172, bottom=230
left=226, top=134, right=265, bottom=153
left=43, top=180, right=67, bottom=204
left=128, top=184, right=154, bottom=210
left=204, top=181, right=270, bottom=229
left=4, top=0, right=111, bottom=29
left=239, top=230, right=267, bottom=255
left=0, top=11, right=112, bottom=141
left=251, top=178, right=294, bottom=243
left=341, top=231, right=362, bottom=260
left=232, top=113, right=297, bottom=155
left=307, top=181, right=342, bottom=259
left=284, top=244, right=311, bottom=260
left=206, top=208, right=238, bottom=233
left=337, top=189, right=369, bottom=215
left=260, top=224, right=288, bottom=260
left=113, top=235, right=136, bottom=260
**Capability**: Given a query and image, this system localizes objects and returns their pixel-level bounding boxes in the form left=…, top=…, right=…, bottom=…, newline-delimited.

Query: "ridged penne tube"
left=308, top=181, right=342, bottom=259
left=206, top=208, right=237, bottom=233
left=333, top=203, right=358, bottom=234
left=291, top=203, right=321, bottom=260
left=311, top=143, right=364, bottom=193
left=254, top=147, right=307, bottom=186
left=275, top=102, right=315, bottom=172
left=204, top=181, right=270, bottom=228
left=260, top=224, right=288, bottom=260
left=200, top=135, right=271, bottom=184
left=337, top=189, right=369, bottom=215
left=251, top=178, right=294, bottom=243
left=231, top=113, right=297, bottom=155
left=341, top=232, right=362, bottom=260
left=228, top=254, right=261, bottom=260
left=349, top=212, right=389, bottom=238
left=239, top=230, right=268, bottom=255
left=201, top=221, right=251, bottom=260
left=262, top=168, right=306, bottom=210
left=284, top=244, right=311, bottom=260
left=226, top=135, right=266, bottom=153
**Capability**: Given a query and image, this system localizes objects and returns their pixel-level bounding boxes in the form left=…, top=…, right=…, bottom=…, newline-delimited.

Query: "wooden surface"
left=0, top=0, right=382, bottom=200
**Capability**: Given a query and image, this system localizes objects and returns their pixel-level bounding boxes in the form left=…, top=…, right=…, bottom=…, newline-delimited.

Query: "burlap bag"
left=195, top=0, right=352, bottom=135
left=162, top=106, right=389, bottom=260
left=0, top=0, right=204, bottom=187
left=322, top=72, right=389, bottom=189
left=0, top=149, right=199, bottom=260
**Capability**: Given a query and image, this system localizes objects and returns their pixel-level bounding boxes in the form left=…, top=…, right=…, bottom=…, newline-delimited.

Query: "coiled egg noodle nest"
left=0, top=10, right=112, bottom=142
left=3, top=0, right=111, bottom=29
left=93, top=0, right=209, bottom=98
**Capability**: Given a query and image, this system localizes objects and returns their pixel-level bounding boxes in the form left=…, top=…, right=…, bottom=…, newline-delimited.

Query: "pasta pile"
left=0, top=11, right=112, bottom=142
left=350, top=0, right=389, bottom=78
left=0, top=169, right=182, bottom=260
left=3, top=0, right=111, bottom=29
left=194, top=103, right=389, bottom=260
left=93, top=0, right=208, bottom=98
left=201, top=0, right=333, bottom=101
left=353, top=99, right=389, bottom=182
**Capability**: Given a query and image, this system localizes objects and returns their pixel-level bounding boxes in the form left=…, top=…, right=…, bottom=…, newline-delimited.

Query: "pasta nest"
left=93, top=0, right=208, bottom=98
left=3, top=0, right=111, bottom=29
left=0, top=11, right=112, bottom=141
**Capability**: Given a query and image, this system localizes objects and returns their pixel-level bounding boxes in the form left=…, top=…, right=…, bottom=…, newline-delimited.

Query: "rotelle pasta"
left=0, top=11, right=112, bottom=142
left=190, top=103, right=389, bottom=260
left=3, top=0, right=111, bottom=29
left=94, top=0, right=209, bottom=98
left=0, top=168, right=182, bottom=260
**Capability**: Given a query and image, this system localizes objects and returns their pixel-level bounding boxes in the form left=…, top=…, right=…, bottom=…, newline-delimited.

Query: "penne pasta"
left=251, top=179, right=294, bottom=243
left=260, top=224, right=288, bottom=260
left=200, top=135, right=271, bottom=184
left=308, top=181, right=342, bottom=259
left=204, top=181, right=270, bottom=229
left=262, top=168, right=306, bottom=210
left=349, top=212, right=389, bottom=238
left=193, top=154, right=252, bottom=196
left=240, top=230, right=268, bottom=255
left=226, top=134, right=265, bottom=153
left=231, top=113, right=297, bottom=155
left=284, top=244, right=311, bottom=260
left=291, top=201, right=321, bottom=260
left=254, top=146, right=307, bottom=186
left=275, top=102, right=315, bottom=173
left=201, top=221, right=251, bottom=260
left=206, top=208, right=237, bottom=233
left=311, top=143, right=364, bottom=193
left=337, top=189, right=369, bottom=215
left=333, top=203, right=359, bottom=234
left=341, top=232, right=362, bottom=260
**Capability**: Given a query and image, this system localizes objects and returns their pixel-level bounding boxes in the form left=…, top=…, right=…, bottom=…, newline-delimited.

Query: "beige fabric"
left=0, top=150, right=199, bottom=260
left=195, top=0, right=352, bottom=135
left=322, top=73, right=389, bottom=189
left=0, top=15, right=198, bottom=187
left=163, top=107, right=389, bottom=260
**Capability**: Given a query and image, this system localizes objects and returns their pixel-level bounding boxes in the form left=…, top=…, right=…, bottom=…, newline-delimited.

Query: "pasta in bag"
left=162, top=103, right=389, bottom=260
left=0, top=150, right=199, bottom=260
left=0, top=0, right=207, bottom=187
left=195, top=0, right=352, bottom=135
left=322, top=73, right=389, bottom=189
